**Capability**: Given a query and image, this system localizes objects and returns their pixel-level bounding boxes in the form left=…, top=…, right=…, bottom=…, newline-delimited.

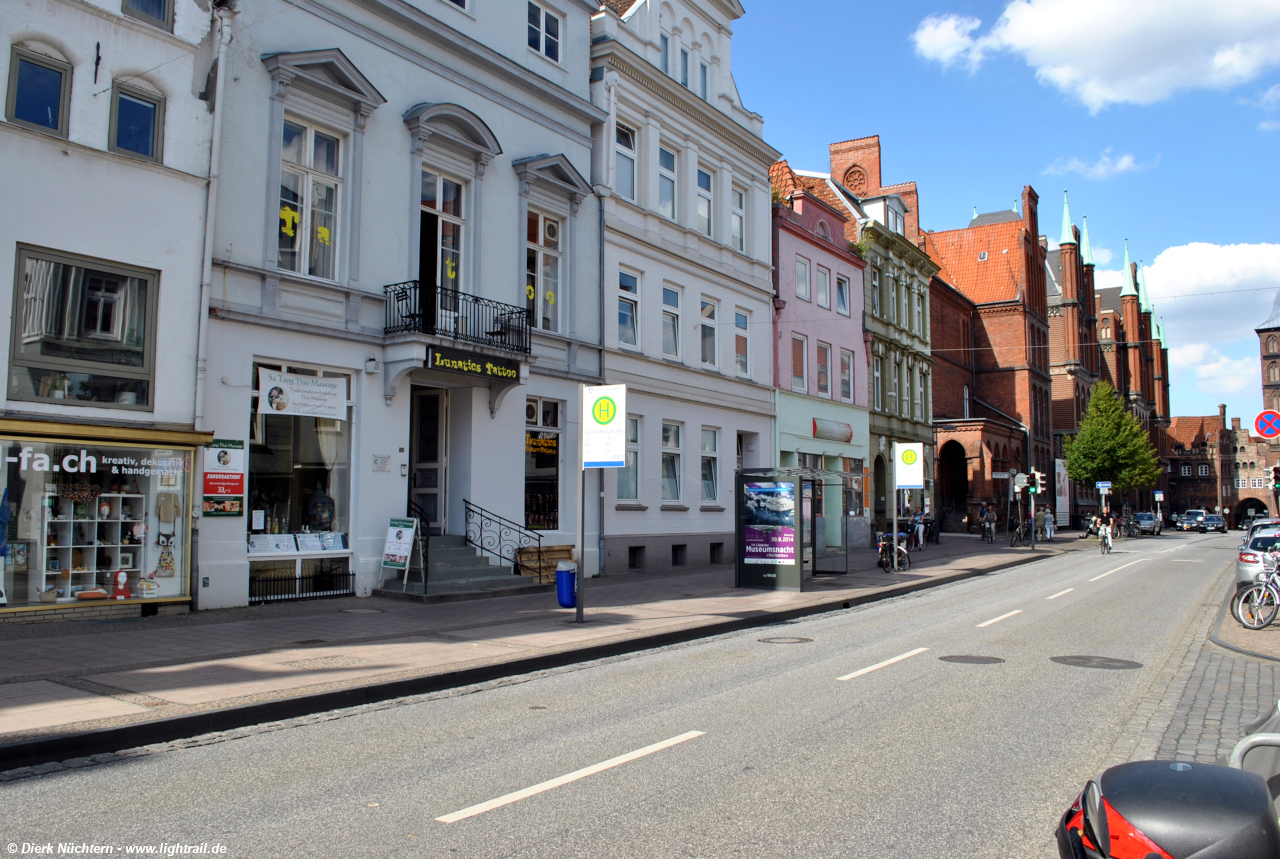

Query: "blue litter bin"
left=555, top=562, right=577, bottom=608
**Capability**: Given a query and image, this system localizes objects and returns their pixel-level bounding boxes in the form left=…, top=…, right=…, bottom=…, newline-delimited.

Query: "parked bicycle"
left=1236, top=547, right=1280, bottom=629
left=1009, top=521, right=1033, bottom=548
left=876, top=532, right=911, bottom=572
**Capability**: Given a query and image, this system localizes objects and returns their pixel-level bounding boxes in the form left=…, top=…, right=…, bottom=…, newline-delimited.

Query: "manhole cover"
left=342, top=608, right=384, bottom=614
left=293, top=639, right=327, bottom=645
left=758, top=637, right=813, bottom=644
left=939, top=655, right=1005, bottom=664
left=283, top=655, right=370, bottom=670
left=1051, top=655, right=1143, bottom=670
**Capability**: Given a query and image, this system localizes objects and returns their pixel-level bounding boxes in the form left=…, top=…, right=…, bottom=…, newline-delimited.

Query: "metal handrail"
left=384, top=281, right=531, bottom=354
left=463, top=499, right=542, bottom=576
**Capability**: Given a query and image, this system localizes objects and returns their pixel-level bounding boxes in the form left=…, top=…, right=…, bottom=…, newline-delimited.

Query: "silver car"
left=1237, top=533, right=1280, bottom=592
left=1133, top=511, right=1161, bottom=535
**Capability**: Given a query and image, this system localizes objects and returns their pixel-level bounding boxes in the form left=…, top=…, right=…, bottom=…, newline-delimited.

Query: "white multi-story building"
left=590, top=0, right=778, bottom=574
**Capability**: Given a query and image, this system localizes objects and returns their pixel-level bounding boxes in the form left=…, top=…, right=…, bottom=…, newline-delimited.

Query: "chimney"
left=1219, top=404, right=1227, bottom=425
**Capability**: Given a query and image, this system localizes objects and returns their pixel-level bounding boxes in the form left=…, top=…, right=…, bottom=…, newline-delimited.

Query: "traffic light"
left=1029, top=471, right=1041, bottom=494
left=1272, top=465, right=1280, bottom=490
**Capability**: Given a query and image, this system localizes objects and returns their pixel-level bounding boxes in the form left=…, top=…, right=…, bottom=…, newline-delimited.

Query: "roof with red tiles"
left=923, top=221, right=1025, bottom=304
left=1167, top=415, right=1225, bottom=446
left=769, top=160, right=799, bottom=198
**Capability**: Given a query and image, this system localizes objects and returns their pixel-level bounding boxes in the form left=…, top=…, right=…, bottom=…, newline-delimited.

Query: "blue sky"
left=732, top=0, right=1280, bottom=425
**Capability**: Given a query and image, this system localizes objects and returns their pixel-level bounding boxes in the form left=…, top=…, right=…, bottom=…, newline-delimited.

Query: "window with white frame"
left=840, top=350, right=854, bottom=401
left=618, top=417, right=640, bottom=500
left=279, top=120, right=341, bottom=280
left=527, top=2, right=561, bottom=62
left=700, top=300, right=716, bottom=366
left=888, top=361, right=898, bottom=414
left=898, top=281, right=908, bottom=328
left=817, top=342, right=831, bottom=397
left=660, top=34, right=670, bottom=75
left=696, top=169, right=713, bottom=236
left=618, top=271, right=639, bottom=348
left=796, top=257, right=810, bottom=301
left=915, top=292, right=924, bottom=335
left=526, top=211, right=561, bottom=332
left=888, top=276, right=897, bottom=323
left=699, top=62, right=708, bottom=100
left=661, top=422, right=681, bottom=501
left=871, top=269, right=880, bottom=316
left=1180, top=465, right=1190, bottom=476
left=6, top=48, right=71, bottom=139
left=701, top=428, right=718, bottom=502
left=873, top=356, right=883, bottom=411
left=730, top=188, right=745, bottom=252
left=734, top=311, right=749, bottom=376
left=816, top=266, right=830, bottom=309
left=615, top=123, right=636, bottom=201
left=1198, top=464, right=1210, bottom=477
left=913, top=369, right=923, bottom=420
left=419, top=168, right=465, bottom=293
left=792, top=334, right=806, bottom=393
left=836, top=275, right=850, bottom=316
left=1252, top=477, right=1265, bottom=489
left=658, top=147, right=677, bottom=220
left=662, top=287, right=680, bottom=357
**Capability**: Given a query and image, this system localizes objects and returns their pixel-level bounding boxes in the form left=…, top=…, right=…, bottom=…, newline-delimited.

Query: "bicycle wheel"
left=1239, top=584, right=1279, bottom=630
left=1233, top=587, right=1255, bottom=625
left=877, top=551, right=888, bottom=571
left=1009, top=529, right=1021, bottom=548
left=897, top=547, right=911, bottom=571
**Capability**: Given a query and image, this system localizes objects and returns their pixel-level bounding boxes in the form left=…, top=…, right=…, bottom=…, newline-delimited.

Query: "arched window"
left=963, top=385, right=970, bottom=418
left=1268, top=335, right=1277, bottom=354
left=816, top=221, right=830, bottom=241
left=1269, top=363, right=1279, bottom=383
left=1251, top=461, right=1257, bottom=469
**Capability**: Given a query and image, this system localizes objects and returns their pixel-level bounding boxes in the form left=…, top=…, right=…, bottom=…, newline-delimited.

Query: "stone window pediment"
left=513, top=153, right=591, bottom=202
left=262, top=49, right=386, bottom=112
left=404, top=102, right=502, bottom=167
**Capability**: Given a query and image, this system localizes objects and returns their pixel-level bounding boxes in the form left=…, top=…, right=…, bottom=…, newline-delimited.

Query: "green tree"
left=1063, top=381, right=1162, bottom=494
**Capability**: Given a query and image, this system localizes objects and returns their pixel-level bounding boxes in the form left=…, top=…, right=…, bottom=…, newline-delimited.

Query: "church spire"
left=1080, top=216, right=1095, bottom=266
left=1138, top=263, right=1152, bottom=312
left=1120, top=239, right=1138, bottom=297
left=1060, top=191, right=1075, bottom=245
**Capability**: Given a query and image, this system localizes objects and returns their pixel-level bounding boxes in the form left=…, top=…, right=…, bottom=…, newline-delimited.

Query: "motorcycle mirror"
left=1084, top=781, right=1109, bottom=856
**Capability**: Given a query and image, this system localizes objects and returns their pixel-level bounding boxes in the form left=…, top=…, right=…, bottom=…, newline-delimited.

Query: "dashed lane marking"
left=838, top=647, right=929, bottom=682
left=1089, top=559, right=1149, bottom=582
left=1047, top=589, right=1074, bottom=600
left=977, top=610, right=1022, bottom=628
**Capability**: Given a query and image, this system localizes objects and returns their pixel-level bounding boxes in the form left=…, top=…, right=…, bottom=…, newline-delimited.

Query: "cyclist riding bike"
left=978, top=504, right=995, bottom=543
left=1099, top=509, right=1113, bottom=555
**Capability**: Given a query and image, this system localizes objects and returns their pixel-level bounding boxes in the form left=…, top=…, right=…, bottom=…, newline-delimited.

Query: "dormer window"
left=978, top=252, right=988, bottom=261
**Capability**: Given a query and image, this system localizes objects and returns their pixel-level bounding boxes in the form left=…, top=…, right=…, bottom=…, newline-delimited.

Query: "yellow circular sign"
left=901, top=449, right=918, bottom=465
left=592, top=396, right=617, bottom=425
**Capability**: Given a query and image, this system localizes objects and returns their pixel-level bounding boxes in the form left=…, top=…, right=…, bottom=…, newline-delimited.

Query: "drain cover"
left=758, top=636, right=813, bottom=644
left=342, top=608, right=384, bottom=614
left=939, top=655, right=1005, bottom=664
left=1051, top=655, right=1143, bottom=670
left=283, top=655, right=370, bottom=670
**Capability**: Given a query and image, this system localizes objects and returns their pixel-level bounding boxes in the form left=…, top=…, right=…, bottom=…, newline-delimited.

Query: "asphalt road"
left=1, top=531, right=1236, bottom=858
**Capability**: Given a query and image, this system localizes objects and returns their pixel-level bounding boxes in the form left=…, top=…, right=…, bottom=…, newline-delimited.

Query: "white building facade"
left=590, top=0, right=778, bottom=575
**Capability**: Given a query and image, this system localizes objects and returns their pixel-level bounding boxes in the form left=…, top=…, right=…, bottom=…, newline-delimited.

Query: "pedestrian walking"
left=1044, top=509, right=1055, bottom=542
left=913, top=508, right=926, bottom=551
left=1035, top=507, right=1046, bottom=541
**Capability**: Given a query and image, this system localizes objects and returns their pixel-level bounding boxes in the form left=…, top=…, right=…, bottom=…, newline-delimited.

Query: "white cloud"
left=1044, top=148, right=1141, bottom=180
left=1260, top=83, right=1280, bottom=109
left=1091, top=246, right=1114, bottom=266
left=1261, top=120, right=1280, bottom=131
left=912, top=1, right=1280, bottom=113
left=1168, top=343, right=1258, bottom=398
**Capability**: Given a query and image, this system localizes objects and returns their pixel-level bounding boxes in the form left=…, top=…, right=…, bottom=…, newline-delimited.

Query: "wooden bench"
left=515, top=545, right=575, bottom=584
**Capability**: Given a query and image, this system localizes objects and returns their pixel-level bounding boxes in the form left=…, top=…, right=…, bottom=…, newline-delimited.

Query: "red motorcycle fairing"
left=1058, top=794, right=1172, bottom=859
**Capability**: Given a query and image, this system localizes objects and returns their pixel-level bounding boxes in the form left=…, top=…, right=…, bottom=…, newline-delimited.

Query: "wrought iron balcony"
left=384, top=281, right=531, bottom=354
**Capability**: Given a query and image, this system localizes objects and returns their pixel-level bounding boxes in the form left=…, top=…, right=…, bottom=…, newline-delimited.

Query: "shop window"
left=279, top=120, right=341, bottom=281
left=734, top=310, right=749, bottom=376
left=527, top=2, right=561, bottom=62
left=701, top=428, right=718, bottom=502
left=842, top=457, right=864, bottom=515
left=615, top=123, right=636, bottom=201
left=109, top=81, right=165, bottom=163
left=6, top=46, right=71, bottom=138
left=618, top=271, right=639, bottom=347
left=420, top=168, right=465, bottom=293
left=525, top=397, right=561, bottom=530
left=0, top=437, right=192, bottom=608
left=618, top=417, right=639, bottom=500
left=248, top=363, right=352, bottom=546
left=526, top=211, right=561, bottom=333
left=661, top=422, right=681, bottom=501
left=10, top=246, right=157, bottom=409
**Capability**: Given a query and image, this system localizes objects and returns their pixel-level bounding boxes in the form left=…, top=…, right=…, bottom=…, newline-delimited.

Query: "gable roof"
left=923, top=221, right=1025, bottom=304
left=969, top=210, right=1020, bottom=228
left=1168, top=415, right=1225, bottom=447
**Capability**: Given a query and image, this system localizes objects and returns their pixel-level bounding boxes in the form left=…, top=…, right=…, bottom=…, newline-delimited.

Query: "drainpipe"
left=594, top=183, right=608, bottom=574
left=194, top=3, right=237, bottom=432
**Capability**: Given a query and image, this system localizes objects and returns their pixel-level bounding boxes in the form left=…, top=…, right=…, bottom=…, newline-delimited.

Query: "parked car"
left=1237, top=533, right=1280, bottom=593
left=1178, top=509, right=1207, bottom=531
left=1133, top=511, right=1161, bottom=535
left=1203, top=514, right=1228, bottom=533
left=1243, top=518, right=1280, bottom=544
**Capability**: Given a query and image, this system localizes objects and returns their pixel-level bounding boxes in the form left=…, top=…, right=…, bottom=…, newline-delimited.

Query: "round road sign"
left=1257, top=410, right=1280, bottom=438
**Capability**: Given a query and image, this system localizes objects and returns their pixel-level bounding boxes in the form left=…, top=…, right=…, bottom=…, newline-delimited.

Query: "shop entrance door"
left=409, top=388, right=447, bottom=534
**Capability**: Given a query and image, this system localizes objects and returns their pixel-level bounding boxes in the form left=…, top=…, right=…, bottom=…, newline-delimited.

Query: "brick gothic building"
left=925, top=187, right=1052, bottom=531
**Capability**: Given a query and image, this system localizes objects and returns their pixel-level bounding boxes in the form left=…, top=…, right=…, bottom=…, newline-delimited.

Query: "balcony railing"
left=384, top=281, right=531, bottom=354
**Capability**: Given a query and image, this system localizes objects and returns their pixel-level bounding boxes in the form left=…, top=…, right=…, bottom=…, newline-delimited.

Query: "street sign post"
left=577, top=385, right=626, bottom=623
left=1096, top=481, right=1112, bottom=490
left=892, top=443, right=924, bottom=571
left=1256, top=411, right=1280, bottom=439
left=992, top=471, right=1010, bottom=479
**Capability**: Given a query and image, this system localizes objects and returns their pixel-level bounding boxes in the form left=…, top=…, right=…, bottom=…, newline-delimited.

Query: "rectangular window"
left=700, top=300, right=716, bottom=366
left=1252, top=477, right=1264, bottom=489
left=109, top=82, right=165, bottom=162
left=730, top=188, right=745, bottom=252
left=1181, top=465, right=1191, bottom=476
left=618, top=417, right=640, bottom=500
left=816, top=266, right=831, bottom=309
left=618, top=271, right=639, bottom=348
left=660, top=34, right=670, bottom=75
left=873, top=357, right=882, bottom=411
left=419, top=168, right=465, bottom=294
left=680, top=48, right=689, bottom=87
left=913, top=370, right=923, bottom=420
left=887, top=362, right=897, bottom=414
left=528, top=2, right=561, bottom=62
left=792, top=335, right=806, bottom=393
left=658, top=147, right=677, bottom=220
left=817, top=342, right=830, bottom=397
left=526, top=211, right=561, bottom=333
left=840, top=350, right=854, bottom=401
left=900, top=365, right=910, bottom=418
left=10, top=246, right=157, bottom=408
left=279, top=120, right=342, bottom=281
left=615, top=123, right=636, bottom=201
left=734, top=311, right=749, bottom=376
left=662, top=286, right=680, bottom=357
left=871, top=269, right=880, bottom=316
left=699, top=63, right=708, bottom=100
left=701, top=428, right=718, bottom=502
left=6, top=47, right=71, bottom=138
left=122, top=0, right=173, bottom=29
left=888, top=277, right=898, bottom=324
left=914, top=292, right=924, bottom=335
left=796, top=257, right=810, bottom=301
left=524, top=397, right=561, bottom=530
left=836, top=276, right=850, bottom=316
left=696, top=169, right=712, bottom=236
left=1198, top=464, right=1210, bottom=477
left=661, top=422, right=681, bottom=501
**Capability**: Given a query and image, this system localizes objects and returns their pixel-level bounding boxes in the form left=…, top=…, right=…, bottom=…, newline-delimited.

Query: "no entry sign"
left=1257, top=410, right=1280, bottom=438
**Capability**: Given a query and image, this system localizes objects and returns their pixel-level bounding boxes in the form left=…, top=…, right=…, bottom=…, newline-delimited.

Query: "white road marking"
left=977, top=610, right=1022, bottom=628
left=1157, top=546, right=1183, bottom=554
left=838, top=647, right=929, bottom=681
left=435, top=731, right=706, bottom=823
left=1171, top=560, right=1199, bottom=563
left=1089, top=559, right=1149, bottom=582
left=1047, top=588, right=1074, bottom=600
